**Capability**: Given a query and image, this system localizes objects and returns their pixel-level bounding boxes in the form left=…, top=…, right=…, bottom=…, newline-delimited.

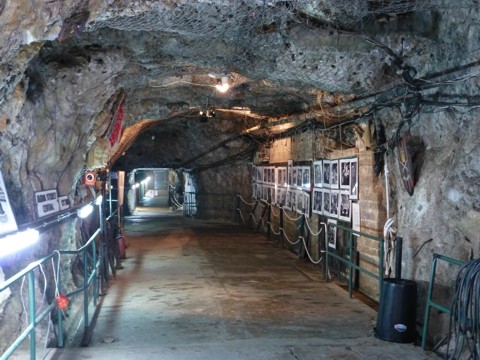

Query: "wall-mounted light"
left=0, top=229, right=40, bottom=258
left=95, top=195, right=103, bottom=206
left=78, top=204, right=94, bottom=219
left=215, top=76, right=230, bottom=93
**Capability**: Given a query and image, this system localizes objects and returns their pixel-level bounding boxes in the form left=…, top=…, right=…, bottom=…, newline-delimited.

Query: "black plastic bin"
left=375, top=278, right=417, bottom=343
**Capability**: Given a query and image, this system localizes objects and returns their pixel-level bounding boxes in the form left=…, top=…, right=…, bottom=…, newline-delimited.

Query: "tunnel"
left=0, top=1, right=480, bottom=359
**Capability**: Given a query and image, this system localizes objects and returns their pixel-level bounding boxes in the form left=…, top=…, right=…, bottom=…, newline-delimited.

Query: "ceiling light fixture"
left=215, top=76, right=230, bottom=93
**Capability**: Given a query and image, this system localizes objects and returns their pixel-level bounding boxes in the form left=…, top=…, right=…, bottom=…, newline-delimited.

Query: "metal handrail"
left=421, top=253, right=465, bottom=350
left=0, top=228, right=103, bottom=360
left=325, top=221, right=385, bottom=299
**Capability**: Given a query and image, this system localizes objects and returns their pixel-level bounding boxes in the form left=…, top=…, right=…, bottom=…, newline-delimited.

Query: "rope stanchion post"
left=267, top=202, right=271, bottom=240
left=279, top=208, right=284, bottom=247
left=348, top=229, right=354, bottom=298
left=256, top=203, right=268, bottom=234
left=247, top=200, right=259, bottom=229
left=234, top=195, right=241, bottom=223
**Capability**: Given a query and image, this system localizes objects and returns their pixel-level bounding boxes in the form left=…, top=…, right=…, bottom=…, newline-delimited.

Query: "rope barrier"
left=283, top=210, right=303, bottom=222
left=266, top=221, right=282, bottom=235
left=270, top=207, right=281, bottom=218
left=299, top=236, right=323, bottom=264
left=236, top=195, right=256, bottom=207
left=305, top=219, right=326, bottom=237
left=236, top=208, right=247, bottom=225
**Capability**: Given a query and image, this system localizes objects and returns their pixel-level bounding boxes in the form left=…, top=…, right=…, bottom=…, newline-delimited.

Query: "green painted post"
left=56, top=254, right=65, bottom=348
left=348, top=230, right=353, bottom=298
left=247, top=200, right=258, bottom=230
left=256, top=203, right=268, bottom=233
left=93, top=239, right=98, bottom=306
left=28, top=272, right=36, bottom=359
left=324, top=222, right=329, bottom=281
left=379, top=238, right=385, bottom=298
left=421, top=255, right=439, bottom=350
left=83, top=249, right=89, bottom=330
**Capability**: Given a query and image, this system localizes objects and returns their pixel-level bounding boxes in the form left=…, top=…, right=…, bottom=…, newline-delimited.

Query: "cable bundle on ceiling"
left=446, top=258, right=480, bottom=360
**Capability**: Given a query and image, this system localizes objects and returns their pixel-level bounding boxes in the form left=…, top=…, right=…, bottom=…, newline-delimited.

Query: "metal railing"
left=0, top=223, right=104, bottom=359
left=235, top=195, right=385, bottom=300
left=421, top=253, right=465, bottom=350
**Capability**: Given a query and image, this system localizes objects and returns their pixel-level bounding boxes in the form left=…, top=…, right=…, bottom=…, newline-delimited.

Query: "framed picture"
left=263, top=167, right=268, bottom=183
left=339, top=159, right=351, bottom=190
left=256, top=184, right=262, bottom=199
left=339, top=191, right=351, bottom=222
left=276, top=187, right=287, bottom=207
left=292, top=167, right=297, bottom=188
left=330, top=190, right=339, bottom=218
left=256, top=166, right=263, bottom=183
left=302, top=166, right=311, bottom=190
left=287, top=160, right=293, bottom=187
left=330, top=159, right=339, bottom=189
left=322, top=189, right=330, bottom=216
left=296, top=190, right=303, bottom=214
left=0, top=172, right=18, bottom=236
left=58, top=196, right=70, bottom=210
left=328, top=219, right=337, bottom=249
left=312, top=188, right=322, bottom=215
left=286, top=190, right=292, bottom=209
left=296, top=167, right=303, bottom=188
left=350, top=158, right=359, bottom=200
left=313, top=160, right=322, bottom=187
left=303, top=191, right=311, bottom=218
left=291, top=191, right=297, bottom=212
left=36, top=189, right=60, bottom=217
left=323, top=161, right=331, bottom=187
left=352, top=202, right=360, bottom=236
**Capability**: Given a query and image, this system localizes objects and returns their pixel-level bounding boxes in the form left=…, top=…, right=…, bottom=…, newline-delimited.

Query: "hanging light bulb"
left=215, top=76, right=230, bottom=93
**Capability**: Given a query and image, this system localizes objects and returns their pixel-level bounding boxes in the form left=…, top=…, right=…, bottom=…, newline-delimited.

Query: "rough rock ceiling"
left=1, top=0, right=479, bottom=173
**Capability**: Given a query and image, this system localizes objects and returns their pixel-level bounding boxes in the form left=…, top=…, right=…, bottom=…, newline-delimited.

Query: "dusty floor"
left=45, top=212, right=437, bottom=360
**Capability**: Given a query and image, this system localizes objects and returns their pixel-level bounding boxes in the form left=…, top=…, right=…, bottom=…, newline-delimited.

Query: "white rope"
left=304, top=219, right=326, bottom=237
left=299, top=236, right=323, bottom=264
left=282, top=229, right=301, bottom=245
left=237, top=195, right=256, bottom=206
left=383, top=217, right=397, bottom=277
left=267, top=221, right=282, bottom=235
left=250, top=213, right=260, bottom=225
left=236, top=208, right=247, bottom=225
left=283, top=210, right=303, bottom=222
left=271, top=206, right=281, bottom=218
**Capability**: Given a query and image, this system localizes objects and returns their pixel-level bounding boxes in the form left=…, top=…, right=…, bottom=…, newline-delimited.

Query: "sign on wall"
left=35, top=189, right=60, bottom=218
left=0, top=172, right=18, bottom=236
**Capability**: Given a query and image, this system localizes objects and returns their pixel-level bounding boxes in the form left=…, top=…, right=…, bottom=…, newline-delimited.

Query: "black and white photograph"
left=291, top=191, right=297, bottom=212
left=36, top=189, right=60, bottom=217
left=256, top=167, right=263, bottom=183
left=328, top=219, right=337, bottom=249
left=339, top=191, right=351, bottom=222
left=296, top=190, right=304, bottom=214
left=330, top=160, right=339, bottom=189
left=350, top=158, right=358, bottom=200
left=296, top=167, right=303, bottom=188
left=256, top=184, right=262, bottom=199
left=313, top=160, right=322, bottom=187
left=286, top=190, right=292, bottom=209
left=302, top=166, right=310, bottom=190
left=303, top=191, right=311, bottom=218
left=287, top=160, right=293, bottom=187
left=269, top=186, right=275, bottom=203
left=276, top=187, right=287, bottom=207
left=330, top=190, right=339, bottom=218
left=312, top=189, right=322, bottom=215
left=59, top=196, right=70, bottom=211
left=292, top=167, right=297, bottom=188
left=323, top=161, right=331, bottom=187
left=0, top=172, right=18, bottom=236
left=322, top=189, right=330, bottom=216
left=340, top=159, right=351, bottom=190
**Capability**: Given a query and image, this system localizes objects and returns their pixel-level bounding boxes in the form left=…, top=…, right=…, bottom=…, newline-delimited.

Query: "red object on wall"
left=109, top=103, right=124, bottom=146
left=56, top=294, right=70, bottom=310
left=84, top=171, right=95, bottom=186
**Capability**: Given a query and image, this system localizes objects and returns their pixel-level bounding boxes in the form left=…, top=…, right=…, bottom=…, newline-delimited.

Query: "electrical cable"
left=446, top=258, right=480, bottom=360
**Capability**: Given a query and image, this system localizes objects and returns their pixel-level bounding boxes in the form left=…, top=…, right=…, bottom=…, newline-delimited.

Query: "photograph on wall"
left=340, top=159, right=351, bottom=190
left=328, top=219, right=337, bottom=249
left=312, top=188, right=322, bottom=215
left=58, top=196, right=70, bottom=210
left=262, top=186, right=268, bottom=201
left=313, top=160, right=322, bottom=187
left=263, top=167, right=268, bottom=183
left=36, top=189, right=60, bottom=217
left=296, top=190, right=304, bottom=214
left=339, top=191, right=351, bottom=222
left=291, top=191, right=297, bottom=212
left=287, top=160, right=293, bottom=187
left=350, top=158, right=359, bottom=200
left=256, top=167, right=263, bottom=183
left=276, top=187, right=287, bottom=207
left=302, top=166, right=311, bottom=190
left=296, top=167, right=303, bottom=188
left=330, top=190, right=339, bottom=218
left=286, top=190, right=292, bottom=209
left=276, top=167, right=286, bottom=187
left=352, top=202, right=360, bottom=236
left=269, top=186, right=275, bottom=203
left=323, top=161, right=331, bottom=187
left=256, top=184, right=262, bottom=199
left=303, top=191, right=311, bottom=218
left=0, top=172, right=18, bottom=236
left=322, top=189, right=330, bottom=216
left=292, top=167, right=297, bottom=188
left=330, top=160, right=339, bottom=189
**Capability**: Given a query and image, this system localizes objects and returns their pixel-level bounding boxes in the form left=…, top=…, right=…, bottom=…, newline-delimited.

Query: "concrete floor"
left=45, top=212, right=437, bottom=360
